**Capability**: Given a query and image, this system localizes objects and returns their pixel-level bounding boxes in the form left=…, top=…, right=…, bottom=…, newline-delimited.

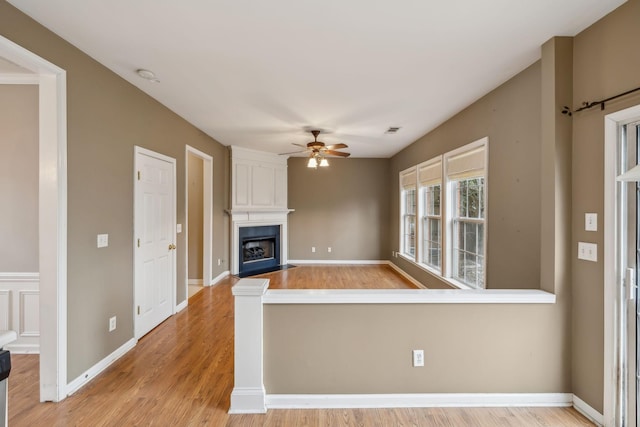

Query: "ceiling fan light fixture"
left=307, top=156, right=318, bottom=168
left=319, top=157, right=329, bottom=167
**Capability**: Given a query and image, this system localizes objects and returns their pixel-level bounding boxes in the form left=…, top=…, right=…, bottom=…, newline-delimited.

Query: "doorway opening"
left=0, top=36, right=67, bottom=402
left=185, top=146, right=213, bottom=302
left=604, top=104, right=640, bottom=426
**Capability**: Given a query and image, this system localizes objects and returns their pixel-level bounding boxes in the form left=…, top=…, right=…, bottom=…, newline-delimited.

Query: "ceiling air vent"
left=385, top=127, right=401, bottom=134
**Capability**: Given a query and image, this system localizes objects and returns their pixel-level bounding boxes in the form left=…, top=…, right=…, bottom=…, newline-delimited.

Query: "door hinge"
left=137, top=305, right=140, bottom=315
left=137, top=171, right=141, bottom=180
left=137, top=238, right=140, bottom=248
left=626, top=267, right=636, bottom=300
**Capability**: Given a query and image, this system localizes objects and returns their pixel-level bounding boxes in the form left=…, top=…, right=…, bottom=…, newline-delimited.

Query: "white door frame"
left=133, top=146, right=177, bottom=338
left=604, top=103, right=640, bottom=426
left=0, top=36, right=68, bottom=402
left=185, top=145, right=213, bottom=297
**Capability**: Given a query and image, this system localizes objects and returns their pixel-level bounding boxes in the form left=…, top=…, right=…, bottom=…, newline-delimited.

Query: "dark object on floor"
left=236, top=264, right=296, bottom=278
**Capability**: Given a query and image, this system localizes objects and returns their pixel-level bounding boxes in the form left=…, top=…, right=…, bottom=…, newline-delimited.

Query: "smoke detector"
left=136, top=69, right=159, bottom=83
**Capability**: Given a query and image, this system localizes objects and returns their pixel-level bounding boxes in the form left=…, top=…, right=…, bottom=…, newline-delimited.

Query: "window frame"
left=398, top=138, right=488, bottom=289
left=399, top=168, right=417, bottom=258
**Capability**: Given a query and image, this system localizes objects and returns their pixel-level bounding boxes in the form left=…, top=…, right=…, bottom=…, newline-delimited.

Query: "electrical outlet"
left=413, top=349, right=424, bottom=367
left=97, top=234, right=109, bottom=248
left=109, top=316, right=117, bottom=332
left=328, top=247, right=332, bottom=253
left=312, top=247, right=316, bottom=253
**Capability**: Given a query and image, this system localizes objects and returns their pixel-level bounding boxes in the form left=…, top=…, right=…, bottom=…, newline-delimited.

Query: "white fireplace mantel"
left=229, top=146, right=294, bottom=275
left=228, top=209, right=294, bottom=275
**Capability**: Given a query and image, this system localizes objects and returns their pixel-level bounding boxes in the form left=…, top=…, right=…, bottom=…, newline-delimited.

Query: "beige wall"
left=265, top=303, right=569, bottom=393
left=266, top=45, right=575, bottom=396
left=188, top=153, right=204, bottom=280
left=390, top=62, right=542, bottom=290
left=571, top=0, right=640, bottom=413
left=288, top=157, right=390, bottom=260
left=0, top=84, right=38, bottom=272
left=0, top=1, right=230, bottom=380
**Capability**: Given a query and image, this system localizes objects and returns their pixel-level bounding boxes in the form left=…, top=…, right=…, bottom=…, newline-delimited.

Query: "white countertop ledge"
left=0, top=330, right=17, bottom=348
left=263, top=289, right=556, bottom=304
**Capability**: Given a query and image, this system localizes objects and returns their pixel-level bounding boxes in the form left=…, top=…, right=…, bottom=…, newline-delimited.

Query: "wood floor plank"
left=9, top=266, right=593, bottom=426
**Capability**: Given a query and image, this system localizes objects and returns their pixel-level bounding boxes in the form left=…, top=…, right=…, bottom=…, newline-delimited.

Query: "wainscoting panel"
left=0, top=273, right=40, bottom=353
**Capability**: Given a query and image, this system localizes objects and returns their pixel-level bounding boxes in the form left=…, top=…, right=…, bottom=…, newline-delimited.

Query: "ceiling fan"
left=281, top=130, right=350, bottom=168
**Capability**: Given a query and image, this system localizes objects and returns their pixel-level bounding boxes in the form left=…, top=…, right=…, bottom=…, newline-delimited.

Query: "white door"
left=134, top=147, right=176, bottom=338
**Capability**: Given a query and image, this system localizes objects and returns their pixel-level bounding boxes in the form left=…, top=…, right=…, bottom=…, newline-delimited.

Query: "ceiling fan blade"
left=292, top=143, right=308, bottom=148
left=279, top=149, right=308, bottom=155
left=324, top=150, right=350, bottom=157
left=325, top=143, right=348, bottom=150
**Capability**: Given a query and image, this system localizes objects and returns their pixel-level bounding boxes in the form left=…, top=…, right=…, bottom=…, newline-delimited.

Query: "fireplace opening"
left=243, top=238, right=275, bottom=264
left=238, top=225, right=281, bottom=276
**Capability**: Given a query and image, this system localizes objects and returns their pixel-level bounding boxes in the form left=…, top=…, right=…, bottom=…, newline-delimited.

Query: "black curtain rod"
left=561, top=86, right=640, bottom=116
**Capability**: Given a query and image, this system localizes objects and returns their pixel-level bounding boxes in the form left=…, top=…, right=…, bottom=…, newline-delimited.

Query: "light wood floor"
left=9, top=265, right=593, bottom=426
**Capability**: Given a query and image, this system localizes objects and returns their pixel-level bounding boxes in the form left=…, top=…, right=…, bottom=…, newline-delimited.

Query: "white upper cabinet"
left=231, top=146, right=288, bottom=211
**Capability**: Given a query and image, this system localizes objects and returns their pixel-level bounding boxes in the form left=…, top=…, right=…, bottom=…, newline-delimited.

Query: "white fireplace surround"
left=229, top=211, right=292, bottom=275
left=228, top=146, right=293, bottom=275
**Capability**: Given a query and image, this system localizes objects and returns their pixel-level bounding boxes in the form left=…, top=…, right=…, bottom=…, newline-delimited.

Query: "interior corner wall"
left=0, top=84, right=38, bottom=272
left=288, top=157, right=390, bottom=261
left=389, top=62, right=542, bottom=290
left=0, top=1, right=230, bottom=380
left=571, top=0, right=640, bottom=414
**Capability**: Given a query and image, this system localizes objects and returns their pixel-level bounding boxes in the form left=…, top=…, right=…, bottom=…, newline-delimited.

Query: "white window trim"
left=399, top=167, right=418, bottom=259
left=398, top=138, right=488, bottom=290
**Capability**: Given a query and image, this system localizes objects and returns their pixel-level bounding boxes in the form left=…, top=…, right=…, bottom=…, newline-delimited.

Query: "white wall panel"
left=0, top=273, right=40, bottom=353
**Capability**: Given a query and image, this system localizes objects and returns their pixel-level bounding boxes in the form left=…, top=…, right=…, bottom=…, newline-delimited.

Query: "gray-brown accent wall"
left=390, top=62, right=542, bottom=290
left=0, top=84, right=38, bottom=272
left=0, top=1, right=230, bottom=380
left=288, top=157, right=390, bottom=261
left=571, top=0, right=640, bottom=413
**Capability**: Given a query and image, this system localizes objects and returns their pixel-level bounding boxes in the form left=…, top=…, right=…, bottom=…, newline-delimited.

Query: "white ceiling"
left=8, top=0, right=625, bottom=158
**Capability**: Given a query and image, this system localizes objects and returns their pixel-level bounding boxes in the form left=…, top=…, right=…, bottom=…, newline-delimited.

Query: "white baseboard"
left=573, top=395, right=603, bottom=426
left=229, top=387, right=267, bottom=414
left=176, top=299, right=188, bottom=312
left=188, top=279, right=203, bottom=285
left=66, top=338, right=136, bottom=396
left=265, top=393, right=573, bottom=409
left=3, top=343, right=39, bottom=354
left=288, top=260, right=387, bottom=265
left=386, top=262, right=427, bottom=289
left=211, top=270, right=230, bottom=286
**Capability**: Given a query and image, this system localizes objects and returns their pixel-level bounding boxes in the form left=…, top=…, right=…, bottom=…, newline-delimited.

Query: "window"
left=445, top=143, right=486, bottom=288
left=422, top=184, right=441, bottom=270
left=400, top=169, right=417, bottom=257
left=451, top=177, right=485, bottom=288
left=418, top=158, right=442, bottom=271
left=398, top=138, right=487, bottom=289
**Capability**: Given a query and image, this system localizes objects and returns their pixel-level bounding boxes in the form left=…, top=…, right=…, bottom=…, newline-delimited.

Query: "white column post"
left=229, top=278, right=269, bottom=414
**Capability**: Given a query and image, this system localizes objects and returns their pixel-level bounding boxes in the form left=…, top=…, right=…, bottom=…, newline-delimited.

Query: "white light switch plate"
left=177, top=223, right=182, bottom=233
left=578, top=242, right=597, bottom=262
left=97, top=234, right=109, bottom=248
left=585, top=213, right=597, bottom=232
